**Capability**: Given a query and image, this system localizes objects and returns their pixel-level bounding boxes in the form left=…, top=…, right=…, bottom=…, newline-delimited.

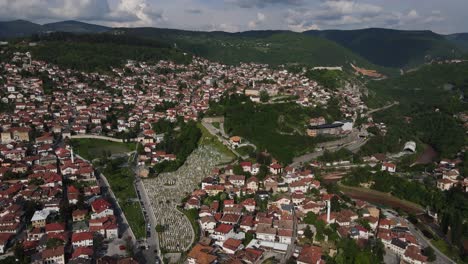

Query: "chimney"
left=71, top=147, right=75, bottom=164
left=327, top=199, right=331, bottom=223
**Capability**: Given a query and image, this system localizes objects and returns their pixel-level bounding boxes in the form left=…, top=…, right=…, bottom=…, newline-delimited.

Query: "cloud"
left=285, top=0, right=446, bottom=31
left=248, top=12, right=266, bottom=29
left=0, top=0, right=166, bottom=27
left=106, top=0, right=167, bottom=26
left=0, top=0, right=110, bottom=21
left=226, top=0, right=304, bottom=9
left=185, top=8, right=203, bottom=15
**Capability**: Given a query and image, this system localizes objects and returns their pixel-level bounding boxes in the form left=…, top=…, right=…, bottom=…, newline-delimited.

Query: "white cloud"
left=248, top=12, right=266, bottom=29
left=226, top=0, right=304, bottom=8
left=0, top=0, right=166, bottom=27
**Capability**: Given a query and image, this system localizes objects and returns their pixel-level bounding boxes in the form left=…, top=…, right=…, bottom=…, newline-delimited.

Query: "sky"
left=0, top=0, right=467, bottom=34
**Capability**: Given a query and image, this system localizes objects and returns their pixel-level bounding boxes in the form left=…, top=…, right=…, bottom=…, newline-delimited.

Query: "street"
left=134, top=176, right=163, bottom=264
left=407, top=222, right=455, bottom=264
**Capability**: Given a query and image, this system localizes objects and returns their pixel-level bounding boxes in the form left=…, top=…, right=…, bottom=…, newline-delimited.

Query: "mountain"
left=0, top=20, right=43, bottom=39
left=43, top=20, right=110, bottom=33
left=0, top=20, right=110, bottom=39
left=115, top=27, right=381, bottom=70
left=446, top=33, right=468, bottom=52
left=304, top=28, right=463, bottom=68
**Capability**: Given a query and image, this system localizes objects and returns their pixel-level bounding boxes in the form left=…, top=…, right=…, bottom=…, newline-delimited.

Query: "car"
left=119, top=245, right=126, bottom=250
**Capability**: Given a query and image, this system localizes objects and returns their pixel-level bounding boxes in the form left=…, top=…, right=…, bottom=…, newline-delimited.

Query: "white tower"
left=326, top=200, right=331, bottom=223
left=70, top=147, right=75, bottom=164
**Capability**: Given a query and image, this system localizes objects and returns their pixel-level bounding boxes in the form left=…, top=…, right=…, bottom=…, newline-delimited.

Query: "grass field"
left=431, top=239, right=464, bottom=264
left=197, top=123, right=236, bottom=161
left=236, top=146, right=255, bottom=157
left=104, top=166, right=146, bottom=239
left=72, top=139, right=135, bottom=160
left=339, top=183, right=424, bottom=214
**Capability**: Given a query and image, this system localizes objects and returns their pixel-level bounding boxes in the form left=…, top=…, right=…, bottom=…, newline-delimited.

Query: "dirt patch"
left=413, top=145, right=438, bottom=166
left=339, top=184, right=424, bottom=215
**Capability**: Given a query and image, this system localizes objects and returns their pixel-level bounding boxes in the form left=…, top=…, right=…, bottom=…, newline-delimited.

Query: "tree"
left=304, top=225, right=313, bottom=240
left=243, top=232, right=254, bottom=246
left=423, top=246, right=436, bottom=262
left=46, top=238, right=64, bottom=249
left=156, top=224, right=165, bottom=233
left=260, top=90, right=270, bottom=103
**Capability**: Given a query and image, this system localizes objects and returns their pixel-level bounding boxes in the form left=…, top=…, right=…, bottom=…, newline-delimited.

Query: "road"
left=367, top=101, right=399, bottom=115
left=282, top=209, right=297, bottom=263
left=407, top=222, right=455, bottom=264
left=201, top=121, right=246, bottom=159
left=382, top=209, right=454, bottom=264
left=134, top=176, right=163, bottom=264
left=290, top=134, right=368, bottom=168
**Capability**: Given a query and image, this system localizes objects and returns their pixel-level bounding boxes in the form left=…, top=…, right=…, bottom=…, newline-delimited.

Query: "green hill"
left=26, top=32, right=191, bottom=72
left=0, top=20, right=43, bottom=39
left=305, top=28, right=463, bottom=69
left=362, top=63, right=468, bottom=158
left=117, top=28, right=382, bottom=70
left=446, top=33, right=468, bottom=52
left=44, top=20, right=110, bottom=33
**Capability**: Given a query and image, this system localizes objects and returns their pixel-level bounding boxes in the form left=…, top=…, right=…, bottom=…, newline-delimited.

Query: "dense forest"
left=23, top=33, right=191, bottom=72
left=208, top=94, right=338, bottom=164
left=152, top=120, right=201, bottom=173
left=363, top=63, right=468, bottom=158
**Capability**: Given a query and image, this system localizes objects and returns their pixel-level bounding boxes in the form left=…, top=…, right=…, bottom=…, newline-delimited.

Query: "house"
left=256, top=224, right=276, bottom=242
left=199, top=216, right=217, bottom=233
left=72, top=209, right=88, bottom=222
left=229, top=175, right=245, bottom=187
left=91, top=198, right=114, bottom=219
left=31, top=209, right=51, bottom=228
left=297, top=245, right=324, bottom=264
left=264, top=177, right=278, bottom=192
left=403, top=245, right=428, bottom=264
left=240, top=162, right=252, bottom=173
left=41, top=246, right=65, bottom=264
left=241, top=198, right=256, bottom=212
left=246, top=177, right=259, bottom=191
left=278, top=229, right=293, bottom=244
left=72, top=232, right=94, bottom=248
left=211, top=224, right=235, bottom=242
left=381, top=162, right=396, bottom=173
left=0, top=233, right=13, bottom=253
left=45, top=222, right=66, bottom=234
left=437, top=178, right=457, bottom=191
left=388, top=238, right=408, bottom=256
left=220, top=214, right=241, bottom=226
left=89, top=216, right=118, bottom=239
left=187, top=243, right=217, bottom=264
left=71, top=246, right=94, bottom=260
left=222, top=238, right=243, bottom=254
left=270, top=163, right=283, bottom=175
left=229, top=136, right=241, bottom=148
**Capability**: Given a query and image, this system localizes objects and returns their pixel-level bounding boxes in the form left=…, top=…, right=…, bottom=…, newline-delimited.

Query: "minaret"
left=326, top=200, right=331, bottom=223
left=70, top=147, right=75, bottom=164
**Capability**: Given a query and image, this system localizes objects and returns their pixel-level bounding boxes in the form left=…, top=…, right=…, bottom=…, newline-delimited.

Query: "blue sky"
left=0, top=0, right=466, bottom=34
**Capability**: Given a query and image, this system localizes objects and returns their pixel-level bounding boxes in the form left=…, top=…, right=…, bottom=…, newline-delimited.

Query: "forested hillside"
left=305, top=28, right=463, bottom=68
left=118, top=28, right=379, bottom=69
left=362, top=63, right=468, bottom=158
left=25, top=33, right=191, bottom=72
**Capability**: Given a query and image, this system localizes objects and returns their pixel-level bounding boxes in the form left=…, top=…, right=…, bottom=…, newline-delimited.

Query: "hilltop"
left=117, top=27, right=377, bottom=69
left=1, top=20, right=467, bottom=71
left=305, top=28, right=463, bottom=68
